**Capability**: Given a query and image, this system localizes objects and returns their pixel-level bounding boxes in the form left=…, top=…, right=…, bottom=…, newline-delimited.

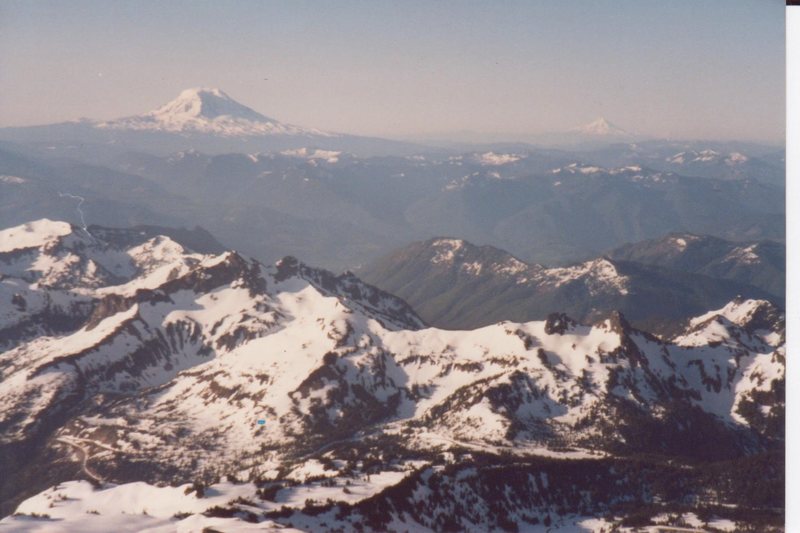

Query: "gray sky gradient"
left=0, top=0, right=785, bottom=144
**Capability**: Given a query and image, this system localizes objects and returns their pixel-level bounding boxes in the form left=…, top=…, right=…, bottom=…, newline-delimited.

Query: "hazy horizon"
left=0, top=0, right=785, bottom=144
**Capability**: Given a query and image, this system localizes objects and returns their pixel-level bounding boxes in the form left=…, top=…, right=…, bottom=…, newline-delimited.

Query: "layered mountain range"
left=0, top=220, right=785, bottom=531
left=0, top=136, right=784, bottom=271
left=0, top=87, right=786, bottom=530
left=359, top=236, right=783, bottom=332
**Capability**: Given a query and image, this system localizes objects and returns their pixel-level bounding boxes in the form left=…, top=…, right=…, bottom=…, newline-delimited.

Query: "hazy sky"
left=0, top=0, right=785, bottom=143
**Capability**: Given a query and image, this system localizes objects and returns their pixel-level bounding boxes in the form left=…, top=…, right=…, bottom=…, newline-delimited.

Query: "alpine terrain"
left=0, top=220, right=785, bottom=531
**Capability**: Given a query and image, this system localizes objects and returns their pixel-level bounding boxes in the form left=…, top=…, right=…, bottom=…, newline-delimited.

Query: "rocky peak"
left=543, top=312, right=576, bottom=335
left=604, top=310, right=633, bottom=335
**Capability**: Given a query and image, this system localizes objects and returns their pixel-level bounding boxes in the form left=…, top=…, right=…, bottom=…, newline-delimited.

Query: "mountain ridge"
left=358, top=236, right=782, bottom=332
left=0, top=219, right=785, bottom=530
left=608, top=232, right=784, bottom=297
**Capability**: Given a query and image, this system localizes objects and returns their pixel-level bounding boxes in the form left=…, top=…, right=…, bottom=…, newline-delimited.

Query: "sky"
left=0, top=0, right=785, bottom=144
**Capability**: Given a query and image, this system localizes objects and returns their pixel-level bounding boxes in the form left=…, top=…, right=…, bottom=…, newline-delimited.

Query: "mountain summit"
left=97, top=87, right=334, bottom=137
left=572, top=117, right=629, bottom=136
left=149, top=87, right=271, bottom=122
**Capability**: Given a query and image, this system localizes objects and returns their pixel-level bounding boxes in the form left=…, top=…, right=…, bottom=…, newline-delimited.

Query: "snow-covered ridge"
left=96, top=87, right=337, bottom=138
left=0, top=218, right=200, bottom=292
left=667, top=149, right=749, bottom=166
left=0, top=220, right=785, bottom=531
left=0, top=219, right=73, bottom=253
left=281, top=147, right=343, bottom=163
left=687, top=298, right=781, bottom=332
left=552, top=163, right=646, bottom=176
left=722, top=243, right=761, bottom=265
left=541, top=258, right=629, bottom=295
left=552, top=162, right=604, bottom=174
left=445, top=152, right=525, bottom=169
left=550, top=163, right=673, bottom=184
left=475, top=151, right=522, bottom=166
left=425, top=238, right=630, bottom=295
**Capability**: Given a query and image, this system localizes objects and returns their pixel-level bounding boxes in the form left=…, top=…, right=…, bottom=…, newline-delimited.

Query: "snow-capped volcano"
left=97, top=87, right=335, bottom=138
left=572, top=117, right=629, bottom=137
left=150, top=87, right=271, bottom=122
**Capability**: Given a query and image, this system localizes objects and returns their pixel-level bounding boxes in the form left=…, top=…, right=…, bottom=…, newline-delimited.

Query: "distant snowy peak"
left=428, top=238, right=533, bottom=272
left=572, top=117, right=629, bottom=137
left=423, top=238, right=630, bottom=294
left=153, top=88, right=269, bottom=122
left=96, top=87, right=336, bottom=138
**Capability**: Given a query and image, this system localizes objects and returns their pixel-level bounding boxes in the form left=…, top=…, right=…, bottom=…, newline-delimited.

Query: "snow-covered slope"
left=0, top=219, right=73, bottom=253
left=0, top=220, right=784, bottom=530
left=97, top=88, right=335, bottom=138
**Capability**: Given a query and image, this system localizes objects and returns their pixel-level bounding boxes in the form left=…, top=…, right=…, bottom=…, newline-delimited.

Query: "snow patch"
left=722, top=244, right=760, bottom=265
left=430, top=239, right=465, bottom=264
